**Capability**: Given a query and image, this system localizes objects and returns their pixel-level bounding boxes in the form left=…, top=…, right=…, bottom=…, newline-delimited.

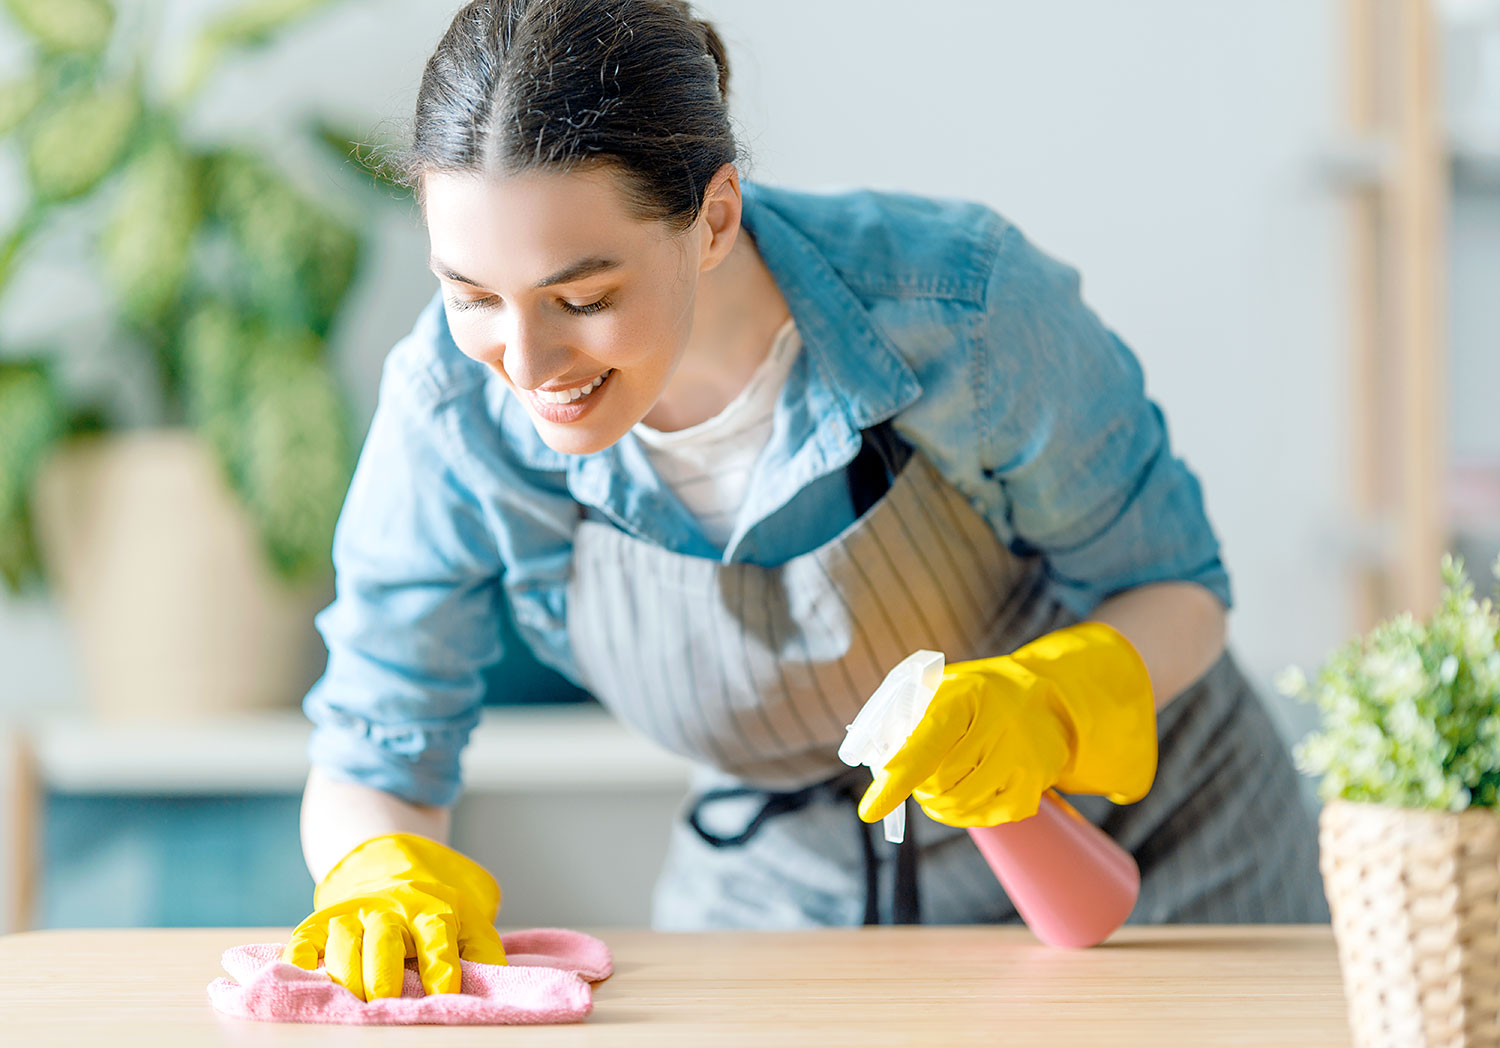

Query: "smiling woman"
left=284, top=0, right=1327, bottom=1005
left=418, top=162, right=782, bottom=453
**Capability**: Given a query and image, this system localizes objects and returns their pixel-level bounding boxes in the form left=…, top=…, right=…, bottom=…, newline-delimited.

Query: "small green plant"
left=1277, top=553, right=1500, bottom=811
left=0, top=0, right=397, bottom=591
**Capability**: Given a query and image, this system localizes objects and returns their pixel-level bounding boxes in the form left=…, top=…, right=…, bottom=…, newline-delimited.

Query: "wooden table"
left=0, top=925, right=1352, bottom=1046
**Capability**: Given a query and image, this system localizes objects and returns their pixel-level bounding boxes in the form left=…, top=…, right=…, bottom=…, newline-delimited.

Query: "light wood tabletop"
left=0, top=924, right=1352, bottom=1046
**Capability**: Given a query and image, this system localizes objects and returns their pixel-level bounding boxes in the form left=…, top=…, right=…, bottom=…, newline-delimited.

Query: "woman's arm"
left=1085, top=581, right=1228, bottom=712
left=298, top=766, right=453, bottom=882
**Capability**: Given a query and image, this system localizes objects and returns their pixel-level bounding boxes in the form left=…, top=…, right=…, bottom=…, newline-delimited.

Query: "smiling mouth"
left=532, top=370, right=613, bottom=405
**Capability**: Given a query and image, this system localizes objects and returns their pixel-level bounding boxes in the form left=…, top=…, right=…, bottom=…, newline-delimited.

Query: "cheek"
left=441, top=310, right=494, bottom=362
left=585, top=306, right=684, bottom=371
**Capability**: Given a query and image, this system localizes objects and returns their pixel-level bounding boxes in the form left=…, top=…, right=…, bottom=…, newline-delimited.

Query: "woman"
left=284, top=0, right=1327, bottom=1001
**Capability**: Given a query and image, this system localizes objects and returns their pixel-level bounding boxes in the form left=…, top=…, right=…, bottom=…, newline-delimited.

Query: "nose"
left=494, top=312, right=571, bottom=391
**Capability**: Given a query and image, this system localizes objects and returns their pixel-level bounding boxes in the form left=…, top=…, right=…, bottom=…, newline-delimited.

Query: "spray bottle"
left=838, top=649, right=1140, bottom=948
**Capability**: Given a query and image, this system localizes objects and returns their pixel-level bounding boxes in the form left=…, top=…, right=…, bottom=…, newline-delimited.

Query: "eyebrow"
left=427, top=255, right=623, bottom=290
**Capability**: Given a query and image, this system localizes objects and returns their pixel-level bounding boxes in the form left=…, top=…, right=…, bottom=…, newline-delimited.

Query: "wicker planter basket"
left=1319, top=799, right=1500, bottom=1047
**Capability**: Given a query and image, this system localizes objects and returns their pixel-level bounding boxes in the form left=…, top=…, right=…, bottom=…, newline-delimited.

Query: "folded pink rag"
left=207, top=928, right=612, bottom=1025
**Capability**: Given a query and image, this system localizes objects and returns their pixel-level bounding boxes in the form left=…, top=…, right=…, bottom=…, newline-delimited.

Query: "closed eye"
left=446, top=295, right=496, bottom=313
left=561, top=296, right=612, bottom=316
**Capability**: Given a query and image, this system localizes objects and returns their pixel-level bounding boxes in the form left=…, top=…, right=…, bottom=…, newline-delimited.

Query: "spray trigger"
left=837, top=650, right=946, bottom=844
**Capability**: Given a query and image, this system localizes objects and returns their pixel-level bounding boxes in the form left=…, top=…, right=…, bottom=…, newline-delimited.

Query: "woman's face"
left=424, top=165, right=705, bottom=456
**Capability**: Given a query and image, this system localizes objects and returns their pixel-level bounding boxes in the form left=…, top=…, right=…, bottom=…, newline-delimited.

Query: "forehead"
left=423, top=166, right=668, bottom=280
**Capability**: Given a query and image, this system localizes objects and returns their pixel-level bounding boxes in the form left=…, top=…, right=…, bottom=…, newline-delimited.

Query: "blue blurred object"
left=481, top=590, right=595, bottom=706
left=41, top=793, right=313, bottom=929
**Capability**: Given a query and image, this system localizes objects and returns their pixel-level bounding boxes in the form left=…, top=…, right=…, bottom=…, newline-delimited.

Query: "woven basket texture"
left=1320, top=800, right=1500, bottom=1048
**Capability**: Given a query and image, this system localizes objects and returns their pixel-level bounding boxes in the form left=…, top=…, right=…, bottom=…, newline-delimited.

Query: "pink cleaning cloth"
left=207, top=928, right=612, bottom=1025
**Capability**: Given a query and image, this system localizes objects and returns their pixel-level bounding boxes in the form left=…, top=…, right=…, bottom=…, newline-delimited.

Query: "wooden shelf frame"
left=1345, top=0, right=1451, bottom=629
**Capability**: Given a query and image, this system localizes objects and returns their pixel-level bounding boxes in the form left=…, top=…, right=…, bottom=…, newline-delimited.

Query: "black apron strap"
left=685, top=768, right=923, bottom=926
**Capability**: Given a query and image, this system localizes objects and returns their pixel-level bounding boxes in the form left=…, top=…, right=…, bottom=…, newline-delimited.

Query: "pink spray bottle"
left=838, top=650, right=1139, bottom=948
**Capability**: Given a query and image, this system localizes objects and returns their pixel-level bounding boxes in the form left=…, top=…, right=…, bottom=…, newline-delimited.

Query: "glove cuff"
left=315, top=833, right=502, bottom=919
left=1009, top=621, right=1158, bottom=804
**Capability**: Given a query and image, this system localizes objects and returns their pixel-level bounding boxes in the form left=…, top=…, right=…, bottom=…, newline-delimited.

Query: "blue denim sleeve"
left=301, top=330, right=505, bottom=808
left=975, top=224, right=1233, bottom=617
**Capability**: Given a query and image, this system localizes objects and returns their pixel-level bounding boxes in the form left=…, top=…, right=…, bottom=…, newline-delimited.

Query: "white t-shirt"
left=632, top=317, right=801, bottom=549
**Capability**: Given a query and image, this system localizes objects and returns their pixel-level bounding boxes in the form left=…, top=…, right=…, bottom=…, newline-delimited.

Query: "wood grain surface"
left=0, top=924, right=1352, bottom=1046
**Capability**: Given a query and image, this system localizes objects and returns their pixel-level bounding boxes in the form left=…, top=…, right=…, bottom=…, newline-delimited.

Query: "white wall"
left=1, top=1, right=1352, bottom=753
left=701, top=0, right=1352, bottom=751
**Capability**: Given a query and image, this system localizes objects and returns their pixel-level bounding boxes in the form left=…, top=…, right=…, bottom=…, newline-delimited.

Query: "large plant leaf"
left=179, top=300, right=249, bottom=474
left=23, top=80, right=139, bottom=202
left=0, top=360, right=65, bottom=593
left=0, top=208, right=46, bottom=301
left=233, top=342, right=352, bottom=582
left=176, top=0, right=341, bottom=104
left=99, top=137, right=202, bottom=325
left=1, top=0, right=113, bottom=55
left=206, top=149, right=360, bottom=337
left=0, top=71, right=45, bottom=137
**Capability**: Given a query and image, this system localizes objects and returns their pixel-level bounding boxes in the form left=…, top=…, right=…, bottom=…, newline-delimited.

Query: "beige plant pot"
left=32, top=429, right=332, bottom=719
left=1319, top=799, right=1500, bottom=1048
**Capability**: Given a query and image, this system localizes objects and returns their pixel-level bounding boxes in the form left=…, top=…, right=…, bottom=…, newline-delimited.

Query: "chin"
left=534, top=421, right=625, bottom=458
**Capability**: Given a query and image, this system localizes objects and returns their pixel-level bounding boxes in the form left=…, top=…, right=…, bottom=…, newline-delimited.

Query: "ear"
left=696, top=163, right=742, bottom=273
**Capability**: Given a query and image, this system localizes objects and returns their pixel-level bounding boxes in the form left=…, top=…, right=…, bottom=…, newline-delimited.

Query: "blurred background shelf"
left=1329, top=0, right=1500, bottom=630
left=1, top=706, right=693, bottom=935
left=17, top=704, right=692, bottom=794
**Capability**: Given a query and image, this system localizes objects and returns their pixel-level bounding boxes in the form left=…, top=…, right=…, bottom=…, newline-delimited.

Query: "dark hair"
left=391, top=0, right=737, bottom=232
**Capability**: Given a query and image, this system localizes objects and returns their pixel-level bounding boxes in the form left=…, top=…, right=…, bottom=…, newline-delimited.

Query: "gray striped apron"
left=564, top=428, right=1329, bottom=929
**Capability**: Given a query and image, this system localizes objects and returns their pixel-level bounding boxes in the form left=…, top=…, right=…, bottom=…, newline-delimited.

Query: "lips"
left=533, top=369, right=613, bottom=404
left=525, top=368, right=614, bottom=423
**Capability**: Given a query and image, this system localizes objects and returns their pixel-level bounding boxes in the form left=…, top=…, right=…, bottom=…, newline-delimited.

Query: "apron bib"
left=564, top=434, right=1327, bottom=929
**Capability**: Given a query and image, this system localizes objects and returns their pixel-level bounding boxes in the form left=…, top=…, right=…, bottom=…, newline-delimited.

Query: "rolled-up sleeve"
left=975, top=223, right=1232, bottom=617
left=302, top=339, right=505, bottom=807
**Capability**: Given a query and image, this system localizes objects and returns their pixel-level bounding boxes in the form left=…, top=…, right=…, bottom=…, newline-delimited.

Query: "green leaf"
left=23, top=80, right=140, bottom=202
left=234, top=343, right=352, bottom=582
left=175, top=0, right=341, bottom=104
left=1, top=0, right=114, bottom=55
left=0, top=207, right=47, bottom=301
left=99, top=137, right=202, bottom=325
left=179, top=300, right=249, bottom=475
left=0, top=71, right=45, bottom=137
left=205, top=149, right=361, bottom=336
left=1293, top=556, right=1500, bottom=810
left=0, top=360, right=65, bottom=593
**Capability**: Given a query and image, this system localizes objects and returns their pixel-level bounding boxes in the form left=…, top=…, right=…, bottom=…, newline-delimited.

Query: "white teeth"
left=535, top=370, right=610, bottom=405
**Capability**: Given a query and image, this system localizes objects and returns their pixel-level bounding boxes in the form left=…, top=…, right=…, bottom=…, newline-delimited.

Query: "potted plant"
left=1277, top=553, right=1500, bottom=1048
left=0, top=0, right=392, bottom=716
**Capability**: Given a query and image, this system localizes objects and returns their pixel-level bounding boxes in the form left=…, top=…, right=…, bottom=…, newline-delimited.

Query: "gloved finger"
left=411, top=909, right=463, bottom=996
left=282, top=912, right=329, bottom=970
left=916, top=765, right=1022, bottom=825
left=857, top=704, right=972, bottom=822
left=913, top=764, right=1006, bottom=813
left=916, top=725, right=1000, bottom=797
left=948, top=769, right=1047, bottom=826
left=362, top=910, right=410, bottom=1001
left=459, top=923, right=508, bottom=966
left=325, top=912, right=367, bottom=1001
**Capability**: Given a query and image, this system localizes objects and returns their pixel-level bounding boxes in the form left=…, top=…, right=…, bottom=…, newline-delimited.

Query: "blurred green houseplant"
left=1276, top=555, right=1500, bottom=1046
left=0, top=0, right=394, bottom=593
left=1278, top=553, right=1500, bottom=811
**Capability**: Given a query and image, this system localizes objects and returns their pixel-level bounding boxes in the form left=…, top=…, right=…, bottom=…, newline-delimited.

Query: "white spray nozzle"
left=838, top=649, right=946, bottom=844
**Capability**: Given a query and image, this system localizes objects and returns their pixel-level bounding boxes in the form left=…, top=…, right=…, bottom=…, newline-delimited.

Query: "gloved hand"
left=858, top=621, right=1158, bottom=828
left=282, top=833, right=507, bottom=1001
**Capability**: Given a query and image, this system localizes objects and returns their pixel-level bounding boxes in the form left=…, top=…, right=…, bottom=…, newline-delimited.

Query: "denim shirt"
left=304, top=181, right=1232, bottom=806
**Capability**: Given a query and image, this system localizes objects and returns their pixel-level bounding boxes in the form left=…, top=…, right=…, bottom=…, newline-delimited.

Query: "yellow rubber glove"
left=282, top=833, right=507, bottom=1001
left=859, top=621, right=1158, bottom=828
